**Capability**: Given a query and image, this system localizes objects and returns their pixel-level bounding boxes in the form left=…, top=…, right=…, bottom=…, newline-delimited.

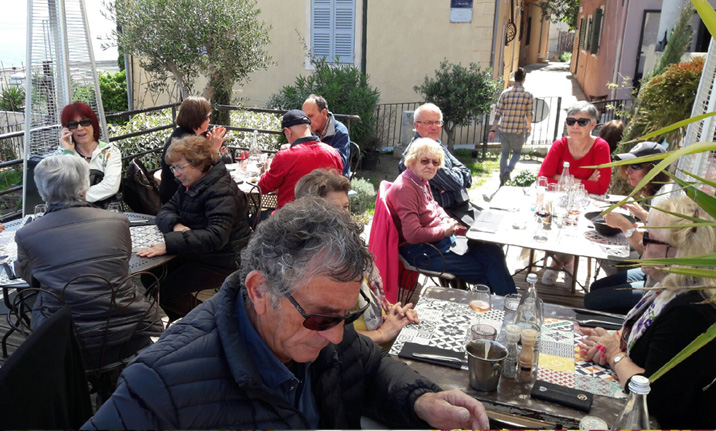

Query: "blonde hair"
left=649, top=196, right=716, bottom=299
left=404, top=138, right=445, bottom=169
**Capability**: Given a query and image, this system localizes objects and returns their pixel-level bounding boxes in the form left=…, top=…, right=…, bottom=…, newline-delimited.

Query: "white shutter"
left=311, top=0, right=355, bottom=64
left=679, top=38, right=716, bottom=192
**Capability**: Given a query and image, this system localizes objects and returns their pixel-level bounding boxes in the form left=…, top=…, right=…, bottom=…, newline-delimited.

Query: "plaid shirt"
left=495, top=83, right=533, bottom=134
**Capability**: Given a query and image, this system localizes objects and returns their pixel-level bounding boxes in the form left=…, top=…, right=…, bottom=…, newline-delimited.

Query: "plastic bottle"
left=517, top=328, right=539, bottom=383
left=501, top=324, right=521, bottom=379
left=513, top=273, right=543, bottom=333
left=612, top=375, right=651, bottom=430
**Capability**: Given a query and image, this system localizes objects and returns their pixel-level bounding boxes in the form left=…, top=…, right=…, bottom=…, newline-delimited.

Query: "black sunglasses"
left=628, top=163, right=648, bottom=171
left=285, top=289, right=371, bottom=331
left=66, top=118, right=93, bottom=130
left=642, top=231, right=671, bottom=247
left=565, top=117, right=591, bottom=127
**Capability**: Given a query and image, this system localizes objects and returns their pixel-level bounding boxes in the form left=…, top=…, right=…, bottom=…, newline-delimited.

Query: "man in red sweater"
left=258, top=110, right=343, bottom=209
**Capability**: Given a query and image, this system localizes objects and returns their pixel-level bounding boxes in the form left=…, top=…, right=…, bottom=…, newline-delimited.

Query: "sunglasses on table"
left=65, top=118, right=93, bottom=130
left=642, top=231, right=671, bottom=247
left=420, top=158, right=441, bottom=166
left=285, top=289, right=371, bottom=331
left=565, top=117, right=591, bottom=127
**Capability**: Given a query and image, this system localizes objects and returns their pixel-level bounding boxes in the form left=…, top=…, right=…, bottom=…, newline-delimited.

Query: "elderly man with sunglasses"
left=83, top=197, right=489, bottom=430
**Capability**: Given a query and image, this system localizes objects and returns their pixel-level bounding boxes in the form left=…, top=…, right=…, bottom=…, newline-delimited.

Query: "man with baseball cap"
left=258, top=109, right=343, bottom=209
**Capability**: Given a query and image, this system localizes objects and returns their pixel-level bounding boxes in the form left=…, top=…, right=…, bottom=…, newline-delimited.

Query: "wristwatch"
left=612, top=353, right=626, bottom=367
left=624, top=227, right=637, bottom=238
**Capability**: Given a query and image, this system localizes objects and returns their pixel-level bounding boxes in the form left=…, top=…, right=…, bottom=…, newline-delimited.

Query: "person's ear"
left=245, top=270, right=270, bottom=315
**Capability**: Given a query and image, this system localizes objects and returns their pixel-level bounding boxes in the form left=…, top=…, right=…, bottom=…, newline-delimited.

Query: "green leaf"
left=624, top=111, right=716, bottom=144
left=692, top=0, right=716, bottom=39
left=650, top=321, right=716, bottom=382
left=663, top=171, right=716, bottom=220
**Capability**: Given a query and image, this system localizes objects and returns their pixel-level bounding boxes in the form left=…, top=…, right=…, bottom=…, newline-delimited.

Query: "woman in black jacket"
left=138, top=135, right=251, bottom=320
left=158, top=96, right=228, bottom=203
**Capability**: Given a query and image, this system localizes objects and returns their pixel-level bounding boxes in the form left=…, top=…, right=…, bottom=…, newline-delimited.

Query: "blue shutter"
left=311, top=0, right=355, bottom=64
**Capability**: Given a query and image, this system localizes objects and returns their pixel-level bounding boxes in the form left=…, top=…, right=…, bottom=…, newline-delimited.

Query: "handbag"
left=121, top=158, right=162, bottom=215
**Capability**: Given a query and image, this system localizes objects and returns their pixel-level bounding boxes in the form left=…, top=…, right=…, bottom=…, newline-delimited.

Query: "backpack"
left=122, top=158, right=162, bottom=215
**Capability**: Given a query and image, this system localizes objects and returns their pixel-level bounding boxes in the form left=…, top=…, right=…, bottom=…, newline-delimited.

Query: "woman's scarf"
left=621, top=286, right=680, bottom=354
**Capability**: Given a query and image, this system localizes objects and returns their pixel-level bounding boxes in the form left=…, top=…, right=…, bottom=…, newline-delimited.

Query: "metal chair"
left=349, top=141, right=361, bottom=180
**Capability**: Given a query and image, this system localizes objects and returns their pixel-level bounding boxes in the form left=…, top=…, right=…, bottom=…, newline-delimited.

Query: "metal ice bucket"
left=466, top=339, right=508, bottom=392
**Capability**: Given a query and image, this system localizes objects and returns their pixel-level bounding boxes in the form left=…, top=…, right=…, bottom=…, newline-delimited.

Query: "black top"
left=159, top=126, right=194, bottom=203
left=629, top=290, right=716, bottom=428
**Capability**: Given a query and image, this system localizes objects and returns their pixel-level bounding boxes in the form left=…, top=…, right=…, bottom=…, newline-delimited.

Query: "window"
left=578, top=17, right=586, bottom=49
left=590, top=8, right=604, bottom=54
left=311, top=0, right=356, bottom=64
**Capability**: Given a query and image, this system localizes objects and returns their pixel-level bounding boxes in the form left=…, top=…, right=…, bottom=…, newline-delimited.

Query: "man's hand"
left=488, top=131, right=496, bottom=142
left=414, top=390, right=489, bottom=429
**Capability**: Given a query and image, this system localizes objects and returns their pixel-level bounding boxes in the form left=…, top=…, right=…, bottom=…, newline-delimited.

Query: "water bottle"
left=513, top=273, right=543, bottom=333
left=501, top=324, right=521, bottom=379
left=612, top=375, right=651, bottom=430
left=557, top=161, right=573, bottom=192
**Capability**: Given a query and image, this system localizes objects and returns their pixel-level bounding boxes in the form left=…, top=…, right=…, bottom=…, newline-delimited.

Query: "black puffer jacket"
left=159, top=126, right=193, bottom=203
left=83, top=271, right=441, bottom=429
left=14, top=203, right=163, bottom=367
left=156, top=161, right=250, bottom=269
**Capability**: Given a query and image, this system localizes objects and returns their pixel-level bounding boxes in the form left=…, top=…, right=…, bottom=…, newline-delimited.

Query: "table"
left=391, top=286, right=626, bottom=429
left=467, top=186, right=631, bottom=291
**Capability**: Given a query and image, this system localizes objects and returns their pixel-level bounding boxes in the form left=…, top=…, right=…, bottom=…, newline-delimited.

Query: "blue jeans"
left=584, top=268, right=646, bottom=314
left=400, top=238, right=517, bottom=296
left=499, top=132, right=527, bottom=175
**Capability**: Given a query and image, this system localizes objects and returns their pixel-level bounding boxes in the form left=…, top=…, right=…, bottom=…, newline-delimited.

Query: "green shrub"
left=268, top=57, right=380, bottom=151
left=107, top=109, right=174, bottom=169
left=350, top=176, right=376, bottom=214
left=558, top=51, right=572, bottom=62
left=507, top=170, right=537, bottom=187
left=0, top=86, right=24, bottom=112
left=228, top=110, right=282, bottom=151
left=100, top=71, right=129, bottom=121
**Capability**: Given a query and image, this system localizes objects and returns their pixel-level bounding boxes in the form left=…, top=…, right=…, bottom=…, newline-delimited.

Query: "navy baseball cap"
left=281, top=110, right=311, bottom=128
left=614, top=141, right=666, bottom=160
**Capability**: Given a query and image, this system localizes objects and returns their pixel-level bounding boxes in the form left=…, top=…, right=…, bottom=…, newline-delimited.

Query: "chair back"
left=368, top=181, right=401, bottom=303
left=0, top=305, right=93, bottom=428
left=245, top=183, right=263, bottom=231
left=349, top=141, right=361, bottom=180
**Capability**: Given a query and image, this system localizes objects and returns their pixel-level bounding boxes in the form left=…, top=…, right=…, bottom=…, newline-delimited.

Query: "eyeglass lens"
left=66, top=118, right=93, bottom=130
left=566, top=117, right=590, bottom=127
left=420, top=159, right=440, bottom=166
left=419, top=120, right=443, bottom=126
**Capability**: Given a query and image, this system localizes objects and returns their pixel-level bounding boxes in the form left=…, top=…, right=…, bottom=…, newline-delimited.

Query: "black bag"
left=122, top=158, right=162, bottom=215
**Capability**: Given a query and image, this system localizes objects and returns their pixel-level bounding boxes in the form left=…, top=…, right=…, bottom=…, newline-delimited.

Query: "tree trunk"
left=210, top=83, right=231, bottom=127
left=444, top=123, right=457, bottom=153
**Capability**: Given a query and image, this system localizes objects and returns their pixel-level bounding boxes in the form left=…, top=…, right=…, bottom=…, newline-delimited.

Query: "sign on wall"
left=450, top=0, right=473, bottom=23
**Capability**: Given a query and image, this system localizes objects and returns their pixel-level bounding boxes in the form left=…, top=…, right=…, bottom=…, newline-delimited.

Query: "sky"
left=0, top=0, right=119, bottom=68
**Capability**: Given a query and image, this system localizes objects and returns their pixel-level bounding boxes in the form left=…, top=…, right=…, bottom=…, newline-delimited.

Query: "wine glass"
left=468, top=284, right=492, bottom=314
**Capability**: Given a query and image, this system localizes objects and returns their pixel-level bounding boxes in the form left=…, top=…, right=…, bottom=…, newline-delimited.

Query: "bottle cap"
left=564, top=161, right=570, bottom=167
left=521, top=328, right=539, bottom=343
left=628, top=375, right=651, bottom=395
left=505, top=324, right=521, bottom=340
left=526, top=273, right=538, bottom=284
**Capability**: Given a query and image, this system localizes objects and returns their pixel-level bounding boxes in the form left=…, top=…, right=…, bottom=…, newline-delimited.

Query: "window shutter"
left=590, top=8, right=603, bottom=54
left=578, top=17, right=586, bottom=49
left=334, top=0, right=355, bottom=63
left=312, top=0, right=332, bottom=59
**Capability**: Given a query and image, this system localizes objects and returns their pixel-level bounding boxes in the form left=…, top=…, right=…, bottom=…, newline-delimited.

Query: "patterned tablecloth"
left=390, top=296, right=626, bottom=400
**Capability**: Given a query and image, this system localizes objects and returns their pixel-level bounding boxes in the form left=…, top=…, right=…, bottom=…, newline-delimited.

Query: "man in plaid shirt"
left=489, top=68, right=533, bottom=185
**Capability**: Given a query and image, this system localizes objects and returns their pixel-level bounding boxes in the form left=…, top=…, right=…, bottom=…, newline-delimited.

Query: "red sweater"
left=258, top=137, right=343, bottom=209
left=538, top=136, right=611, bottom=194
left=386, top=169, right=453, bottom=245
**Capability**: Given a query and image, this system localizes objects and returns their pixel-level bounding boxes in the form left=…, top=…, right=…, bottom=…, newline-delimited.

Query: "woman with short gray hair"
left=14, top=155, right=163, bottom=371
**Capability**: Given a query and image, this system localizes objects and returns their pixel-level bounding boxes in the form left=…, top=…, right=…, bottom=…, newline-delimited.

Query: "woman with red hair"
left=59, top=102, right=121, bottom=207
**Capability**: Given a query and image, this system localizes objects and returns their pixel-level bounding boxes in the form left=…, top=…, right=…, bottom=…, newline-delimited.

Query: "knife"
left=576, top=319, right=622, bottom=329
left=412, top=352, right=467, bottom=364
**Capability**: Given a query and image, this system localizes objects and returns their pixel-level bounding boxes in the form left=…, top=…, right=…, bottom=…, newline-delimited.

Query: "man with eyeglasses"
left=84, top=198, right=489, bottom=430
left=303, top=94, right=352, bottom=177
left=257, top=109, right=343, bottom=209
left=399, top=103, right=477, bottom=225
left=488, top=67, right=533, bottom=186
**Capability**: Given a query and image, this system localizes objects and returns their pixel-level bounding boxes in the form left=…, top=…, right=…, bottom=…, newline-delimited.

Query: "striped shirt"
left=495, top=83, right=533, bottom=134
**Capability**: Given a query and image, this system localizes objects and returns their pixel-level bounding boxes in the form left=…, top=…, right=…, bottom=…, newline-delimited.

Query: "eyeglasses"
left=627, top=163, right=647, bottom=171
left=642, top=231, right=671, bottom=247
left=169, top=163, right=191, bottom=174
left=284, top=289, right=371, bottom=331
left=420, top=158, right=441, bottom=166
left=66, top=118, right=93, bottom=130
left=565, top=117, right=591, bottom=127
left=416, top=120, right=444, bottom=126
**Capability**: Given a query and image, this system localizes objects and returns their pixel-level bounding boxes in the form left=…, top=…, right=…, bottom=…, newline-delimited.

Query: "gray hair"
left=413, top=103, right=443, bottom=123
left=35, top=155, right=89, bottom=205
left=566, top=101, right=599, bottom=122
left=239, top=196, right=373, bottom=307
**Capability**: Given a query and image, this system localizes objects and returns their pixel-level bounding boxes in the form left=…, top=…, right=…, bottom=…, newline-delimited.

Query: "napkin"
left=398, top=342, right=467, bottom=369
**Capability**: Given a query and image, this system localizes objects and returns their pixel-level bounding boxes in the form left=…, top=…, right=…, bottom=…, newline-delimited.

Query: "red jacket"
left=258, top=136, right=343, bottom=209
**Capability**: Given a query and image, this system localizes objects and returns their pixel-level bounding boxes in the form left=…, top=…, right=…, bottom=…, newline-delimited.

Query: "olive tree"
left=414, top=60, right=501, bottom=151
left=105, top=0, right=272, bottom=124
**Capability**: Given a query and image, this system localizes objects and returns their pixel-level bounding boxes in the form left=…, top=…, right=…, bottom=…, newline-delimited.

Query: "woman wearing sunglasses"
left=537, top=101, right=611, bottom=194
left=538, top=101, right=612, bottom=285
left=585, top=142, right=681, bottom=313
left=59, top=102, right=121, bottom=208
left=158, top=96, right=228, bottom=203
left=387, top=138, right=516, bottom=295
left=580, top=196, right=716, bottom=428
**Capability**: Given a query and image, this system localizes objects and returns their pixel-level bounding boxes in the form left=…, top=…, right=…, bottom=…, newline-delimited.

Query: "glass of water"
left=34, top=204, right=47, bottom=218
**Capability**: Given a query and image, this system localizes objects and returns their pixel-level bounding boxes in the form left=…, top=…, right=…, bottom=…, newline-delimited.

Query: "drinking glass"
left=470, top=323, right=497, bottom=341
left=34, top=204, right=47, bottom=219
left=567, top=186, right=588, bottom=230
left=107, top=202, right=122, bottom=213
left=468, top=284, right=492, bottom=314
